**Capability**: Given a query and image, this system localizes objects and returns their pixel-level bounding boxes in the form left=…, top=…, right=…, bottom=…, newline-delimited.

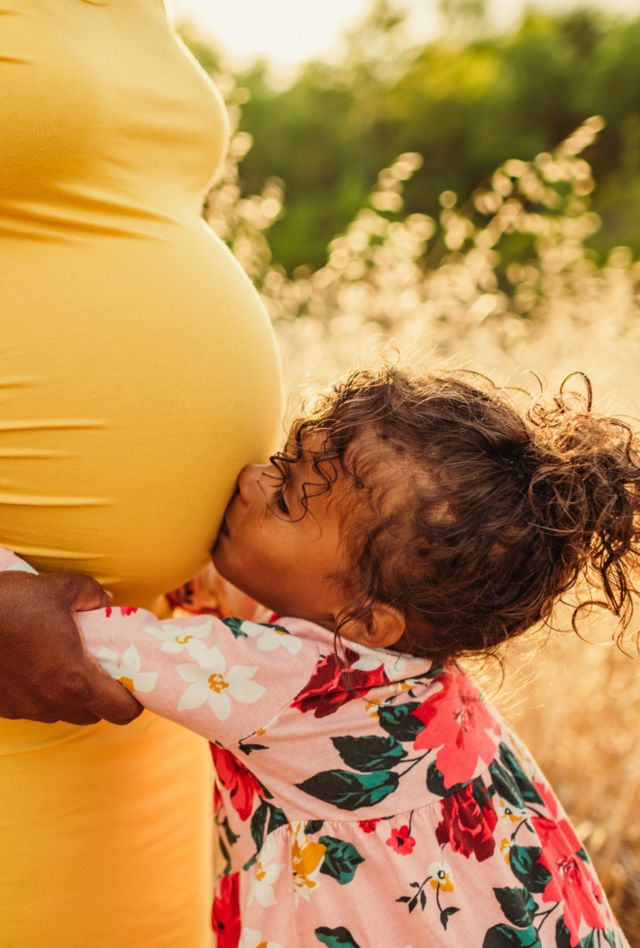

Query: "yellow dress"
left=0, top=1, right=282, bottom=945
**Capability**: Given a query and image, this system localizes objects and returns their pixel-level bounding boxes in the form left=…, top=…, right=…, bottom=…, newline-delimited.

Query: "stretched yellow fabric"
left=0, top=1, right=282, bottom=945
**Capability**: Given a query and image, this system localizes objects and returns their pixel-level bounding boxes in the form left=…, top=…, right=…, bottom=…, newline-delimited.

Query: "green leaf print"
left=426, top=761, right=468, bottom=798
left=314, top=927, right=361, bottom=948
left=489, top=759, right=524, bottom=809
left=498, top=743, right=543, bottom=805
left=332, top=735, right=407, bottom=772
left=222, top=617, right=248, bottom=639
left=267, top=803, right=288, bottom=835
left=440, top=905, right=460, bottom=931
left=219, top=817, right=239, bottom=847
left=602, top=931, right=621, bottom=948
left=440, top=906, right=460, bottom=929
left=296, top=769, right=399, bottom=811
left=555, top=916, right=572, bottom=948
left=238, top=742, right=268, bottom=756
left=318, top=836, right=365, bottom=884
left=509, top=846, right=552, bottom=893
left=493, top=887, right=537, bottom=928
left=250, top=800, right=287, bottom=851
left=377, top=702, right=424, bottom=742
left=217, top=833, right=232, bottom=876
left=304, top=820, right=325, bottom=834
left=482, top=924, right=542, bottom=947
left=250, top=800, right=269, bottom=852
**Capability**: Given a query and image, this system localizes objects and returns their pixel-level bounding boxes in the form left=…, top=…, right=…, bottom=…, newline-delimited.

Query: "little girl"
left=5, top=366, right=637, bottom=947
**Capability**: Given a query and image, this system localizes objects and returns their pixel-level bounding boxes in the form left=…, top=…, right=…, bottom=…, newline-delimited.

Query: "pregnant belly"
left=0, top=222, right=283, bottom=605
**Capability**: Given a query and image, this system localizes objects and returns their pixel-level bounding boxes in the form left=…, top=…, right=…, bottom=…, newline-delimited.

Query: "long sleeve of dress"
left=81, top=603, right=324, bottom=749
left=0, top=548, right=317, bottom=749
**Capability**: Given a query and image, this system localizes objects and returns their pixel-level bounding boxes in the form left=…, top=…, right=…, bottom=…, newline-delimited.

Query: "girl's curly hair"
left=270, top=365, right=640, bottom=663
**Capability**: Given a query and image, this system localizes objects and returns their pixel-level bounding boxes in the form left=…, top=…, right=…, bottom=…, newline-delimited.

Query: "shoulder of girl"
left=219, top=615, right=329, bottom=658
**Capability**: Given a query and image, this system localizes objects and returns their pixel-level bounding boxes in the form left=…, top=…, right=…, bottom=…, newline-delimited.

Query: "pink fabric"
left=1, top=548, right=627, bottom=948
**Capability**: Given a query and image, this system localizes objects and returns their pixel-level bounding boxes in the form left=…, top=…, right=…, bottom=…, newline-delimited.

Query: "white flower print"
left=428, top=859, right=455, bottom=893
left=239, top=928, right=285, bottom=948
left=353, top=651, right=407, bottom=680
left=143, top=617, right=214, bottom=653
left=241, top=620, right=302, bottom=655
left=176, top=639, right=265, bottom=719
left=96, top=644, right=158, bottom=694
left=248, top=834, right=283, bottom=908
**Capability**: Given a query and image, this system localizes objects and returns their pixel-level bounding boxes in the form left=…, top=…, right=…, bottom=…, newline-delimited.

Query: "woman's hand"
left=0, top=570, right=142, bottom=726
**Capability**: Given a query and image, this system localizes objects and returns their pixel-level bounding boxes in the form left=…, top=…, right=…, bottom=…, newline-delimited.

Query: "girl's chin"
left=210, top=541, right=231, bottom=575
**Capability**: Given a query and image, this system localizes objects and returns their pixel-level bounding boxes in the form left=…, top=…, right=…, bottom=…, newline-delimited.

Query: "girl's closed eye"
left=272, top=482, right=289, bottom=515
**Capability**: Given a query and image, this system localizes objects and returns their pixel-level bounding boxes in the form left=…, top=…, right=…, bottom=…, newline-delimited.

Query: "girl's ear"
left=362, top=603, right=406, bottom=649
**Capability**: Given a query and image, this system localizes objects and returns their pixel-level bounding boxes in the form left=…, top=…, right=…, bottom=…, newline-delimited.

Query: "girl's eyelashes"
left=273, top=484, right=290, bottom=515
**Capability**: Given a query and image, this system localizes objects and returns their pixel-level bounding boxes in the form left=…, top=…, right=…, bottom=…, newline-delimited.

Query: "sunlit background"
left=175, top=0, right=640, bottom=935
left=173, top=0, right=639, bottom=76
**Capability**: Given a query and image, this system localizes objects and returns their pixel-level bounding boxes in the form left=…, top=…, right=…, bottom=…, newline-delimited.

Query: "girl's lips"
left=218, top=487, right=241, bottom=538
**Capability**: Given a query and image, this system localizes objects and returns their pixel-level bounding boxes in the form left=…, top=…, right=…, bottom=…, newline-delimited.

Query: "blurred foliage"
left=181, top=1, right=640, bottom=272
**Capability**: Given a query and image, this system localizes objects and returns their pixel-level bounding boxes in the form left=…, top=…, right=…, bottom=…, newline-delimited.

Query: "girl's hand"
left=0, top=570, right=142, bottom=726
left=170, top=562, right=271, bottom=622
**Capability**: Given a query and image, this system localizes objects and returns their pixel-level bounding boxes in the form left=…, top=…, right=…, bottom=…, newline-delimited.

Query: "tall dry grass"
left=205, top=72, right=640, bottom=937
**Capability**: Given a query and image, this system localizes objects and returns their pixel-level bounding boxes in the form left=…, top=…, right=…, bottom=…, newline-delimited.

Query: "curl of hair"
left=272, top=366, right=640, bottom=663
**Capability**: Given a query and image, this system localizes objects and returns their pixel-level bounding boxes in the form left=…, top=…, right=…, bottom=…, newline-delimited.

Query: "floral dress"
left=1, top=548, right=627, bottom=948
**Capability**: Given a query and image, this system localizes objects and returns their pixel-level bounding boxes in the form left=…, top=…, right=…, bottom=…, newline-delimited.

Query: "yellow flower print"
left=143, top=617, right=215, bottom=654
left=364, top=699, right=381, bottom=719
left=428, top=861, right=454, bottom=892
left=239, top=929, right=285, bottom=948
left=291, top=822, right=327, bottom=901
left=208, top=672, right=229, bottom=694
left=500, top=837, right=511, bottom=864
left=498, top=799, right=522, bottom=823
left=96, top=644, right=157, bottom=695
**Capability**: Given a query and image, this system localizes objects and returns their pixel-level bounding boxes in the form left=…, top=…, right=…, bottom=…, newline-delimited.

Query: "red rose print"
left=292, top=648, right=389, bottom=718
left=435, top=779, right=497, bottom=862
left=210, top=744, right=266, bottom=821
left=413, top=667, right=500, bottom=788
left=212, top=871, right=240, bottom=948
left=532, top=780, right=606, bottom=946
left=104, top=605, right=138, bottom=618
left=386, top=825, right=416, bottom=855
left=359, top=819, right=380, bottom=833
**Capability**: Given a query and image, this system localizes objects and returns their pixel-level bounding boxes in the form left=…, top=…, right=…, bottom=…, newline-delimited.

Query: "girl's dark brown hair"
left=270, top=365, right=640, bottom=663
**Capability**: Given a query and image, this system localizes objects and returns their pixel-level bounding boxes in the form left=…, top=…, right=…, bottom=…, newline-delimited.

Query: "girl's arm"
left=0, top=547, right=317, bottom=746
left=77, top=587, right=316, bottom=749
left=79, top=603, right=280, bottom=746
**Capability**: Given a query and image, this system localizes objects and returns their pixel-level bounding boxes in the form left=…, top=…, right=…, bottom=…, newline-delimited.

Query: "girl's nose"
left=236, top=463, right=269, bottom=504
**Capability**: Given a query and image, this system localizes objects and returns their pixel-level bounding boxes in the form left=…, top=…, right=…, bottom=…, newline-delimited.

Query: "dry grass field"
left=207, top=82, right=640, bottom=938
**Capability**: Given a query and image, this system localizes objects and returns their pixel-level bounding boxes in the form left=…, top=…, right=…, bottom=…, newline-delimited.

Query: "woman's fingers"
left=84, top=665, right=144, bottom=726
left=43, top=571, right=113, bottom=612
